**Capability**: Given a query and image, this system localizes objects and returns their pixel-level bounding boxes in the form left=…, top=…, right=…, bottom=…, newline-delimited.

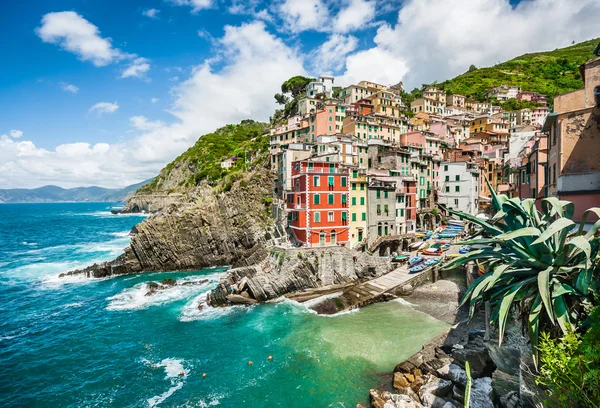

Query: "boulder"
left=418, top=377, right=453, bottom=400
left=440, top=402, right=458, bottom=408
left=410, top=376, right=426, bottom=393
left=469, top=377, right=494, bottom=408
left=452, top=346, right=494, bottom=378
left=395, top=386, right=420, bottom=402
left=161, top=278, right=177, bottom=286
left=437, top=364, right=468, bottom=387
left=419, top=392, right=448, bottom=408
left=387, top=393, right=425, bottom=408
left=226, top=294, right=258, bottom=305
left=394, top=372, right=411, bottom=389
left=370, top=389, right=387, bottom=408
left=499, top=391, right=519, bottom=408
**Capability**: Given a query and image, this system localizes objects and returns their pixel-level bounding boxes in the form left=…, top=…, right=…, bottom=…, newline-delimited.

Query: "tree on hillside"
left=280, top=76, right=315, bottom=99
left=469, top=64, right=477, bottom=72
left=273, top=75, right=315, bottom=121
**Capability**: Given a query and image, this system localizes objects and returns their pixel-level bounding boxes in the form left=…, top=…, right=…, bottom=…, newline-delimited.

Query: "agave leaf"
left=468, top=275, right=493, bottom=318
left=553, top=295, right=572, bottom=334
left=498, top=279, right=533, bottom=345
left=486, top=263, right=514, bottom=290
left=575, top=268, right=593, bottom=296
left=578, top=208, right=600, bottom=239
left=537, top=267, right=554, bottom=323
left=444, top=206, right=504, bottom=236
left=552, top=281, right=580, bottom=298
left=495, top=227, right=541, bottom=241
left=542, top=197, right=567, bottom=219
left=531, top=218, right=575, bottom=247
left=460, top=273, right=492, bottom=307
left=565, top=236, right=592, bottom=269
left=528, top=295, right=543, bottom=367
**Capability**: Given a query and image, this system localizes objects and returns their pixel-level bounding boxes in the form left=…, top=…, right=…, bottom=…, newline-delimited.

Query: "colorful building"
left=287, top=157, right=350, bottom=246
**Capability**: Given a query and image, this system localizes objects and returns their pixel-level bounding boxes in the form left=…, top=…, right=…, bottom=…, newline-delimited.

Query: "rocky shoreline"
left=365, top=276, right=537, bottom=408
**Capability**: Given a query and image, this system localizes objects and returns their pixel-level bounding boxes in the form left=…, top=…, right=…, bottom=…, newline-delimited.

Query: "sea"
left=0, top=202, right=449, bottom=407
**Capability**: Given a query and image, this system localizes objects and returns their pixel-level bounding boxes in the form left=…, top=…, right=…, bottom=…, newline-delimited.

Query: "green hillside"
left=434, top=38, right=599, bottom=102
left=138, top=120, right=269, bottom=194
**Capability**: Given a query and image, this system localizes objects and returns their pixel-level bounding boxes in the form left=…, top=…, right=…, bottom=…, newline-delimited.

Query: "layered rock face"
left=61, top=169, right=275, bottom=278
left=207, top=246, right=392, bottom=306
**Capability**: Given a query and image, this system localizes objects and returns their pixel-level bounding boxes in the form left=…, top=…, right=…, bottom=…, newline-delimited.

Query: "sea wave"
left=143, top=358, right=189, bottom=408
left=87, top=211, right=149, bottom=218
left=106, top=274, right=219, bottom=311
left=179, top=290, right=253, bottom=322
left=282, top=294, right=361, bottom=318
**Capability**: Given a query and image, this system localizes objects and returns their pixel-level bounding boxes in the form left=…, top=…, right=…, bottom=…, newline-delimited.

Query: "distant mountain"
left=432, top=38, right=600, bottom=102
left=0, top=179, right=153, bottom=203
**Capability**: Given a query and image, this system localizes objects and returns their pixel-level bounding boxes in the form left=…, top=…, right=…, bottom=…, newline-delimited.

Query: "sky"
left=1, top=0, right=599, bottom=189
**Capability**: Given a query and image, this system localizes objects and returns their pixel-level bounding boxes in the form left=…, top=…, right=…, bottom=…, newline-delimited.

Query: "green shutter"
left=341, top=177, right=347, bottom=187
left=314, top=194, right=320, bottom=205
left=352, top=197, right=356, bottom=205
left=342, top=212, right=347, bottom=221
left=328, top=194, right=334, bottom=204
left=328, top=176, right=334, bottom=186
left=362, top=213, right=366, bottom=221
left=352, top=213, right=357, bottom=222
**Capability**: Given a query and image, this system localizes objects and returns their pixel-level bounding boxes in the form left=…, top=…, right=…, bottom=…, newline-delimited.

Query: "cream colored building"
left=349, top=169, right=368, bottom=247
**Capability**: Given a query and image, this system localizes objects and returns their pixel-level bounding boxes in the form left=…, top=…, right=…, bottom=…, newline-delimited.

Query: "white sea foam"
left=62, top=301, right=84, bottom=308
left=87, top=211, right=149, bottom=218
left=197, top=394, right=224, bottom=407
left=21, top=241, right=38, bottom=246
left=109, top=231, right=131, bottom=238
left=144, top=358, right=189, bottom=408
left=392, top=298, right=415, bottom=307
left=179, top=290, right=252, bottom=322
left=106, top=274, right=218, bottom=311
left=282, top=293, right=361, bottom=318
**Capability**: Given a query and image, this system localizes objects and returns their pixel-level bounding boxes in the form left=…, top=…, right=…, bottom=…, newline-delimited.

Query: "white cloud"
left=1, top=21, right=304, bottom=188
left=62, top=83, right=79, bottom=94
left=129, top=116, right=165, bottom=131
left=121, top=57, right=151, bottom=80
left=168, top=0, right=212, bottom=13
left=312, top=34, right=358, bottom=73
left=142, top=8, right=160, bottom=19
left=334, top=0, right=376, bottom=33
left=278, top=0, right=329, bottom=33
left=36, top=11, right=151, bottom=78
left=339, top=45, right=409, bottom=86
left=36, top=11, right=125, bottom=67
left=9, top=130, right=24, bottom=139
left=359, top=0, right=600, bottom=89
left=89, top=101, right=119, bottom=116
left=151, top=98, right=159, bottom=103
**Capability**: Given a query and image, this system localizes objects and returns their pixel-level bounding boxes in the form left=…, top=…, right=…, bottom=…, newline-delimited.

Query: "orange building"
left=286, top=157, right=350, bottom=246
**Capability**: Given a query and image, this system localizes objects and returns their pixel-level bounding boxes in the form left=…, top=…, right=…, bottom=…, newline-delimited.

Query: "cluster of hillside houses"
left=266, top=57, right=600, bottom=249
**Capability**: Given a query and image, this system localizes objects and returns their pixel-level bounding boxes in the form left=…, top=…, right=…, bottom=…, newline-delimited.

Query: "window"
left=420, top=177, right=425, bottom=186
left=328, top=211, right=334, bottom=222
left=377, top=204, right=381, bottom=214
left=313, top=176, right=320, bottom=187
left=341, top=177, right=347, bottom=187
left=352, top=197, right=356, bottom=206
left=362, top=213, right=366, bottom=221
left=445, top=186, right=450, bottom=193
left=445, top=176, right=449, bottom=182
left=384, top=204, right=389, bottom=214
left=352, top=213, right=356, bottom=222
left=314, top=212, right=320, bottom=223
left=342, top=194, right=347, bottom=206
left=329, top=163, right=335, bottom=173
left=295, top=180, right=300, bottom=192
left=360, top=183, right=365, bottom=191
left=314, top=194, right=320, bottom=205
left=328, top=176, right=334, bottom=186
left=342, top=212, right=347, bottom=222
left=455, top=186, right=460, bottom=192
left=444, top=165, right=448, bottom=171
left=360, top=197, right=365, bottom=205
left=328, top=194, right=334, bottom=204
left=352, top=183, right=356, bottom=191
left=378, top=224, right=382, bottom=236
left=376, top=190, right=381, bottom=199
left=454, top=199, right=459, bottom=206
left=400, top=209, right=404, bottom=216
left=352, top=170, right=358, bottom=178
left=455, top=175, right=460, bottom=181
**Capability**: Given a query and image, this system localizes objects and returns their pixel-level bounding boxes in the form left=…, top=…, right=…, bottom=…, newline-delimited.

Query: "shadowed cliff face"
left=61, top=169, right=275, bottom=278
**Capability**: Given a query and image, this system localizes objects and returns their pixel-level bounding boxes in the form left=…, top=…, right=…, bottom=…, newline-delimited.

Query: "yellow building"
left=410, top=97, right=444, bottom=115
left=469, top=116, right=509, bottom=134
left=349, top=169, right=368, bottom=247
left=409, top=112, right=432, bottom=131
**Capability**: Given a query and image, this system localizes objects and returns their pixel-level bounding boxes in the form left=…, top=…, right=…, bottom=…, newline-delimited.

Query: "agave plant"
left=443, top=184, right=600, bottom=364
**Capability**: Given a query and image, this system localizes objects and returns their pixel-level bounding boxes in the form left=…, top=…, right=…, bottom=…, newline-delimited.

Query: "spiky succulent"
left=443, top=184, right=600, bottom=364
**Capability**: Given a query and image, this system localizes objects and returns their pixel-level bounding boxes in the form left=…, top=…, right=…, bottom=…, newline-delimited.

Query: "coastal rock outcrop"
left=207, top=246, right=392, bottom=306
left=60, top=168, right=276, bottom=279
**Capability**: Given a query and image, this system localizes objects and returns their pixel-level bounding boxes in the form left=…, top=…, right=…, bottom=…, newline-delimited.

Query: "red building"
left=286, top=157, right=350, bottom=246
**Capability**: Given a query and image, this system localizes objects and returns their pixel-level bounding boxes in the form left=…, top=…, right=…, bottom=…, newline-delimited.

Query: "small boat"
left=391, top=254, right=409, bottom=263
left=441, top=244, right=451, bottom=252
left=409, top=241, right=426, bottom=250
left=422, top=248, right=442, bottom=255
left=409, top=264, right=426, bottom=274
left=408, top=256, right=423, bottom=266
left=424, top=257, right=441, bottom=266
left=415, top=233, right=426, bottom=238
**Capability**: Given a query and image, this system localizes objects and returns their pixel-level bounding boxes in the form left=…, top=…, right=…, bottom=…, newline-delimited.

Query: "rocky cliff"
left=61, top=121, right=277, bottom=279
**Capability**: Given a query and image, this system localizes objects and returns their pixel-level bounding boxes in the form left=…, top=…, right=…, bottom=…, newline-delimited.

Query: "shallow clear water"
left=0, top=203, right=449, bottom=407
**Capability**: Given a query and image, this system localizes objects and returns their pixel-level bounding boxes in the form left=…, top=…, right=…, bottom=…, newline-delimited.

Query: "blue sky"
left=1, top=0, right=598, bottom=189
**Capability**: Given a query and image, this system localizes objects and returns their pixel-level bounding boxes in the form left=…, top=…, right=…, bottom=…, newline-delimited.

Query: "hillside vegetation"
left=433, top=38, right=600, bottom=102
left=138, top=120, right=269, bottom=194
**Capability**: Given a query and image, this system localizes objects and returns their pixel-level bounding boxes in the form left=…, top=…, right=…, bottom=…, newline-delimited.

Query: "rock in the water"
left=395, top=386, right=420, bottom=402
left=394, top=372, right=411, bottom=389
left=161, top=278, right=177, bottom=286
left=418, top=376, right=453, bottom=401
left=452, top=345, right=495, bottom=378
left=226, top=294, right=258, bottom=305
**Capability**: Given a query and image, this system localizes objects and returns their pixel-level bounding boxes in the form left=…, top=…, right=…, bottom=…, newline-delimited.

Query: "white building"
left=438, top=161, right=480, bottom=215
left=306, top=75, right=335, bottom=98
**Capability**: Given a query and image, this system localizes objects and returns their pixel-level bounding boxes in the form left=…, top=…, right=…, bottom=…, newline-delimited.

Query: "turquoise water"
left=0, top=203, right=449, bottom=407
